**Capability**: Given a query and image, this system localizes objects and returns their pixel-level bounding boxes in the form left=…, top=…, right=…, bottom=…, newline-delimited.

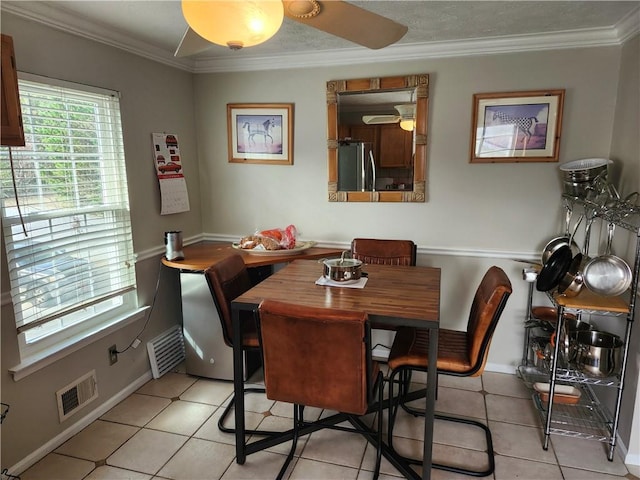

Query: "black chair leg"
left=276, top=404, right=303, bottom=480
left=387, top=367, right=405, bottom=454
left=400, top=370, right=439, bottom=416
left=430, top=413, right=495, bottom=477
left=218, top=388, right=281, bottom=436
left=270, top=374, right=385, bottom=480
left=373, top=372, right=383, bottom=480
left=387, top=367, right=495, bottom=477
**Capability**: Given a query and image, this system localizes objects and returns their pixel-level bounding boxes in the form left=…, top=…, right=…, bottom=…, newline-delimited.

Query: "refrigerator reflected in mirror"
left=337, top=141, right=376, bottom=192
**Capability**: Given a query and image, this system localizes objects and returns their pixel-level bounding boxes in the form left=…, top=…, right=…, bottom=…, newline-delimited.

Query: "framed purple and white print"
left=227, top=103, right=294, bottom=165
left=470, top=90, right=565, bottom=163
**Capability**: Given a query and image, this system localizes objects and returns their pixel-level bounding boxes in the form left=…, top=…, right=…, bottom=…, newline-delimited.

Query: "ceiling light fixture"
left=182, top=0, right=284, bottom=51
left=399, top=119, right=415, bottom=132
left=395, top=104, right=415, bottom=132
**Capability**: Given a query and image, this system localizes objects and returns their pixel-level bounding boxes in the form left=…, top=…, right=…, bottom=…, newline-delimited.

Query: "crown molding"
left=3, top=2, right=639, bottom=74
left=193, top=26, right=628, bottom=73
left=616, top=6, right=640, bottom=43
left=1, top=1, right=194, bottom=71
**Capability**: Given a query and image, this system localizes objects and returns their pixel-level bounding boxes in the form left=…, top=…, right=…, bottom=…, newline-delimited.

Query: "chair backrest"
left=204, top=254, right=253, bottom=347
left=465, top=266, right=512, bottom=375
left=351, top=238, right=417, bottom=266
left=258, top=299, right=375, bottom=416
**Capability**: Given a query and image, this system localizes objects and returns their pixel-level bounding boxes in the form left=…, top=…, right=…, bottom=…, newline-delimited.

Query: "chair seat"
left=388, top=327, right=475, bottom=375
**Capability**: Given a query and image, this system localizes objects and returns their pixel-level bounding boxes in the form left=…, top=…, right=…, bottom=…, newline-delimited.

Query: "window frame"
left=1, top=72, right=138, bottom=362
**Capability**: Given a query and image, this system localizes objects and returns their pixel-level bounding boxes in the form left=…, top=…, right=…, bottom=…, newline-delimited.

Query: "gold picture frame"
left=227, top=103, right=294, bottom=165
left=470, top=90, right=565, bottom=163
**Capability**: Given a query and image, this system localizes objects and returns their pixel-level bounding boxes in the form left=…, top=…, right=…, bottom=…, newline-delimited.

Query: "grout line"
left=19, top=369, right=633, bottom=480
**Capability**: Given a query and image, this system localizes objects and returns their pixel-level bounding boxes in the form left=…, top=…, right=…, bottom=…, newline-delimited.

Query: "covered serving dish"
left=322, top=253, right=363, bottom=282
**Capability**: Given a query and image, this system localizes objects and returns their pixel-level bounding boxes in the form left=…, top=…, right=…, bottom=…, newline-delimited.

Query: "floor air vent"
left=147, top=325, right=186, bottom=378
left=56, top=370, right=98, bottom=422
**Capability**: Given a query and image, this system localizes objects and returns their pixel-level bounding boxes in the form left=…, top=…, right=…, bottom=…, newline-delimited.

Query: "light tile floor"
left=17, top=365, right=639, bottom=480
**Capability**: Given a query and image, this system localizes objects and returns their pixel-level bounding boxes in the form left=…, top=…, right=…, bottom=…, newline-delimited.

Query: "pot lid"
left=324, top=258, right=362, bottom=267
left=536, top=246, right=572, bottom=292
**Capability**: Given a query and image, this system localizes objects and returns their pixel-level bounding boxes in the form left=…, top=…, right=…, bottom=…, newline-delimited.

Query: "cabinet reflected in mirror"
left=327, top=74, right=428, bottom=202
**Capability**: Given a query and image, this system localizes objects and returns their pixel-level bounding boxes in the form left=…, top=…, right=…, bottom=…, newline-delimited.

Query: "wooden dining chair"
left=351, top=237, right=417, bottom=266
left=204, top=254, right=277, bottom=437
left=258, top=299, right=385, bottom=480
left=386, top=266, right=512, bottom=477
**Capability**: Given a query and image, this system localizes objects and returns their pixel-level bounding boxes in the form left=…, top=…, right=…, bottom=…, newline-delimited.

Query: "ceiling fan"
left=175, top=0, right=408, bottom=57
left=362, top=104, right=416, bottom=131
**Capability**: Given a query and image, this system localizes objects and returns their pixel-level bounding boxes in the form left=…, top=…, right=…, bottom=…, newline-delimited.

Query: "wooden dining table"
left=231, top=259, right=441, bottom=480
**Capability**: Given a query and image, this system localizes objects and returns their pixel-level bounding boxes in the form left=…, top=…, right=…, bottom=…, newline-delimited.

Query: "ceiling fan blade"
left=362, top=115, right=400, bottom=125
left=283, top=0, right=407, bottom=49
left=174, top=27, right=213, bottom=57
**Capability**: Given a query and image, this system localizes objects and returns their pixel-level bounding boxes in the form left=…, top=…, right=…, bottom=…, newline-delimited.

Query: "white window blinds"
left=1, top=74, right=136, bottom=344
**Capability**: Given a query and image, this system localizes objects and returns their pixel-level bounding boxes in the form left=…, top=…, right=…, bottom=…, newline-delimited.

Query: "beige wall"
left=195, top=50, right=620, bottom=252
left=194, top=36, right=637, bottom=466
left=1, top=10, right=638, bottom=471
left=0, top=14, right=201, bottom=469
left=193, top=48, right=624, bottom=367
left=609, top=33, right=640, bottom=466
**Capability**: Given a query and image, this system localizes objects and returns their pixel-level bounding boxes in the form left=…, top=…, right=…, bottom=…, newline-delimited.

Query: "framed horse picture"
left=227, top=103, right=294, bottom=165
left=469, top=90, right=565, bottom=163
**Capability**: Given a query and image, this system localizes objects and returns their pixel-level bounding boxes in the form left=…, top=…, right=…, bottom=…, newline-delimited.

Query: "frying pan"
left=557, top=252, right=584, bottom=297
left=541, top=206, right=580, bottom=264
left=583, top=223, right=632, bottom=296
left=557, top=212, right=597, bottom=298
left=536, top=245, right=573, bottom=292
left=530, top=306, right=577, bottom=325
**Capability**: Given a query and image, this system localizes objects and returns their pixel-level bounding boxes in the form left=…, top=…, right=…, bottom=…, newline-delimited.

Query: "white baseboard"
left=626, top=453, right=640, bottom=468
left=484, top=362, right=520, bottom=375
left=617, top=436, right=640, bottom=467
left=8, top=370, right=153, bottom=476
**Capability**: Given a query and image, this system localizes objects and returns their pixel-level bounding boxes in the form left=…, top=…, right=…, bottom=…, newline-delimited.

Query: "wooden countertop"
left=161, top=241, right=344, bottom=271
left=553, top=288, right=630, bottom=314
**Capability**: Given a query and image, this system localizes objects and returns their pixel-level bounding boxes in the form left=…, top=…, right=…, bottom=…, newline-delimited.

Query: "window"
left=1, top=73, right=136, bottom=359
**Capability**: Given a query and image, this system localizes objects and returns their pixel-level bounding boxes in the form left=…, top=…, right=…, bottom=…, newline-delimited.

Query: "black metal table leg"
left=232, top=303, right=246, bottom=464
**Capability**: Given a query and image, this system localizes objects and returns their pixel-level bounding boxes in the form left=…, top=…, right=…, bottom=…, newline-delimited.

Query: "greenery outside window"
left=0, top=73, right=136, bottom=359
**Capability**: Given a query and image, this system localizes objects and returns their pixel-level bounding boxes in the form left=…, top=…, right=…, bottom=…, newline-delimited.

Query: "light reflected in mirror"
left=327, top=74, right=429, bottom=202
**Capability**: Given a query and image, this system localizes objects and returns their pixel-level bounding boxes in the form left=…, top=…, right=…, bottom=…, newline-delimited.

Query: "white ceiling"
left=3, top=1, right=639, bottom=73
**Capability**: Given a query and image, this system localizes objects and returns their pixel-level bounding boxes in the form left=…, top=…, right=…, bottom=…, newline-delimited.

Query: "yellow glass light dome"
left=182, top=1, right=284, bottom=50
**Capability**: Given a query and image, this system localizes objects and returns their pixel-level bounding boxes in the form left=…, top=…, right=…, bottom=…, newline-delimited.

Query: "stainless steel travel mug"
left=164, top=231, right=184, bottom=261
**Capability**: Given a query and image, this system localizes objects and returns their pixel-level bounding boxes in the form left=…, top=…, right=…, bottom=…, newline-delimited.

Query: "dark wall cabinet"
left=341, top=124, right=413, bottom=168
left=1, top=34, right=25, bottom=147
left=378, top=124, right=413, bottom=168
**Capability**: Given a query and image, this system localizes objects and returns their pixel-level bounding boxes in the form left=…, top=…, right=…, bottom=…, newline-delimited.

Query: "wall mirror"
left=327, top=73, right=429, bottom=202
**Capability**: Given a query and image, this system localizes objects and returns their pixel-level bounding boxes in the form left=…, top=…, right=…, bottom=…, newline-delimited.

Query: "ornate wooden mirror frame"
left=327, top=73, right=429, bottom=202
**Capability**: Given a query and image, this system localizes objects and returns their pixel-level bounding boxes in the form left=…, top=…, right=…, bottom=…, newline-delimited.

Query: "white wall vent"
left=56, top=370, right=98, bottom=422
left=147, top=325, right=186, bottom=379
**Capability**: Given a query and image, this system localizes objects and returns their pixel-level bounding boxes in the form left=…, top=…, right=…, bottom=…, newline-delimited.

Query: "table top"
left=233, top=259, right=441, bottom=328
left=161, top=242, right=344, bottom=271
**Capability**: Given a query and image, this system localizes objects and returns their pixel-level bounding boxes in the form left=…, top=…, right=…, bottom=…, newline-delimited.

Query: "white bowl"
left=559, top=158, right=611, bottom=172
